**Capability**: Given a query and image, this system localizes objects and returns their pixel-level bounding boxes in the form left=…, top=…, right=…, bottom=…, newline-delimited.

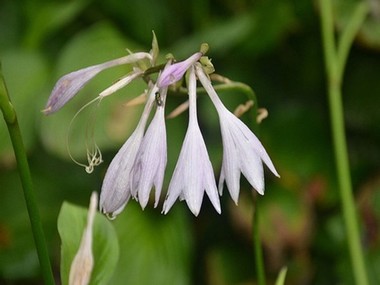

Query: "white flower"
left=131, top=87, right=168, bottom=209
left=195, top=63, right=279, bottom=203
left=44, top=52, right=152, bottom=115
left=99, top=84, right=159, bottom=218
left=163, top=66, right=221, bottom=216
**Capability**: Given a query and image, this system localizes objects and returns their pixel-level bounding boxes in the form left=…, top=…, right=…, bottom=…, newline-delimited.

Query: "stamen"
left=256, top=108, right=268, bottom=124
left=233, top=100, right=254, bottom=117
left=166, top=100, right=189, bottom=119
left=84, top=144, right=103, bottom=174
left=67, top=96, right=104, bottom=173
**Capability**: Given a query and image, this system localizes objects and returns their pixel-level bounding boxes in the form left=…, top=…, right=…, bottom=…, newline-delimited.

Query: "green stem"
left=319, top=1, right=369, bottom=285
left=337, top=2, right=368, bottom=78
left=253, top=197, right=265, bottom=285
left=0, top=65, right=55, bottom=285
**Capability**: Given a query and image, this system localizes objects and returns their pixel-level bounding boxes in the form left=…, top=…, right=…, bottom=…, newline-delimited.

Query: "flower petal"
left=163, top=67, right=220, bottom=216
left=99, top=127, right=144, bottom=215
left=99, top=83, right=158, bottom=217
left=132, top=89, right=167, bottom=209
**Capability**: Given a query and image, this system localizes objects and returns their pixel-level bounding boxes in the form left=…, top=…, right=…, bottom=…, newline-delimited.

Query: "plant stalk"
left=319, top=1, right=369, bottom=284
left=0, top=65, right=55, bottom=285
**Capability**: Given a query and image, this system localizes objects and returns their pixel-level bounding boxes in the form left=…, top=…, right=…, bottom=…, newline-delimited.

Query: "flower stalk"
left=0, top=65, right=55, bottom=285
left=319, top=1, right=369, bottom=284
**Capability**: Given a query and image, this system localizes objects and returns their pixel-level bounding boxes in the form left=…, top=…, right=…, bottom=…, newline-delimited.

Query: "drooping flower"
left=163, top=66, right=221, bottom=216
left=44, top=52, right=152, bottom=115
left=156, top=52, right=202, bottom=88
left=131, top=87, right=168, bottom=209
left=195, top=63, right=279, bottom=203
left=99, top=84, right=159, bottom=218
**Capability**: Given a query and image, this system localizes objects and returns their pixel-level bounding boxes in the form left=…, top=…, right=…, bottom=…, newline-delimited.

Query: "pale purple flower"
left=99, top=84, right=159, bottom=218
left=195, top=63, right=279, bottom=203
left=44, top=52, right=152, bottom=115
left=131, top=87, right=168, bottom=209
left=163, top=66, right=221, bottom=216
left=156, top=52, right=202, bottom=88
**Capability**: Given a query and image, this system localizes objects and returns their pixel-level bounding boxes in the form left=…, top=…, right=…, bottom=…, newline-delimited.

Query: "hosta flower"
left=195, top=63, right=279, bottom=203
left=99, top=84, right=159, bottom=218
left=44, top=52, right=152, bottom=114
left=45, top=36, right=280, bottom=217
left=163, top=66, right=221, bottom=216
left=131, top=87, right=168, bottom=209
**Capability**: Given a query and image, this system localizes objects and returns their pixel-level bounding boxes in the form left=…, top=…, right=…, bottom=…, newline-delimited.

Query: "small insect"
left=155, top=91, right=163, bottom=106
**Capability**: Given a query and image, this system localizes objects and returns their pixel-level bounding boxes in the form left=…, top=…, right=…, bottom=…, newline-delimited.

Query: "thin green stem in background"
left=0, top=65, right=55, bottom=285
left=253, top=197, right=266, bottom=285
left=319, top=1, right=369, bottom=285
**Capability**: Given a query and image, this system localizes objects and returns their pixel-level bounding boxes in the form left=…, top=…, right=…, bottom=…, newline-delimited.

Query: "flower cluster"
left=45, top=39, right=279, bottom=218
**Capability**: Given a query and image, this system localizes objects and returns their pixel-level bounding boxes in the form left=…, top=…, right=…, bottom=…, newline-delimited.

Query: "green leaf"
left=275, top=267, right=288, bottom=285
left=333, top=0, right=380, bottom=51
left=57, top=201, right=119, bottom=285
left=0, top=50, right=48, bottom=163
left=24, top=0, right=89, bottom=49
left=109, top=203, right=193, bottom=285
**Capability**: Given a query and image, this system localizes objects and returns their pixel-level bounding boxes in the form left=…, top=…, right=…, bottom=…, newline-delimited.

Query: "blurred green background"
left=1, top=0, right=380, bottom=284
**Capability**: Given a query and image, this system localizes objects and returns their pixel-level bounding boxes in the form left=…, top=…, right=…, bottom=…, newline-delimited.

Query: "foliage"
left=58, top=201, right=119, bottom=285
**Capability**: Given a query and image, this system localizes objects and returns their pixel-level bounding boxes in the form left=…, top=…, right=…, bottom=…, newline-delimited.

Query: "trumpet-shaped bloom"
left=195, top=64, right=279, bottom=203
left=99, top=84, right=158, bottom=218
left=44, top=52, right=151, bottom=115
left=157, top=52, right=202, bottom=88
left=131, top=88, right=168, bottom=209
left=163, top=66, right=221, bottom=216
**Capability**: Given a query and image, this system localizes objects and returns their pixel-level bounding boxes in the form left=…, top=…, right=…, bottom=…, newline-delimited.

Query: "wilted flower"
left=43, top=52, right=152, bottom=114
left=163, top=66, right=221, bottom=216
left=131, top=87, right=168, bottom=209
left=99, top=84, right=159, bottom=218
left=195, top=63, right=280, bottom=203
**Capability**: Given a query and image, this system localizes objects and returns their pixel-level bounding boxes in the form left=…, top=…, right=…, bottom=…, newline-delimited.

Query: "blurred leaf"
left=40, top=22, right=146, bottom=161
left=0, top=1, right=20, bottom=51
left=58, top=201, right=119, bottom=285
left=0, top=50, right=48, bottom=164
left=0, top=170, right=39, bottom=280
left=206, top=244, right=254, bottom=285
left=334, top=0, right=380, bottom=51
left=24, top=0, right=89, bottom=49
left=109, top=203, right=192, bottom=285
left=172, top=14, right=252, bottom=57
left=242, top=0, right=296, bottom=55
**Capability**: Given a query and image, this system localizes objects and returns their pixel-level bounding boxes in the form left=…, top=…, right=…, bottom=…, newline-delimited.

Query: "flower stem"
left=0, top=65, right=55, bottom=285
left=253, top=197, right=266, bottom=285
left=319, top=1, right=369, bottom=284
